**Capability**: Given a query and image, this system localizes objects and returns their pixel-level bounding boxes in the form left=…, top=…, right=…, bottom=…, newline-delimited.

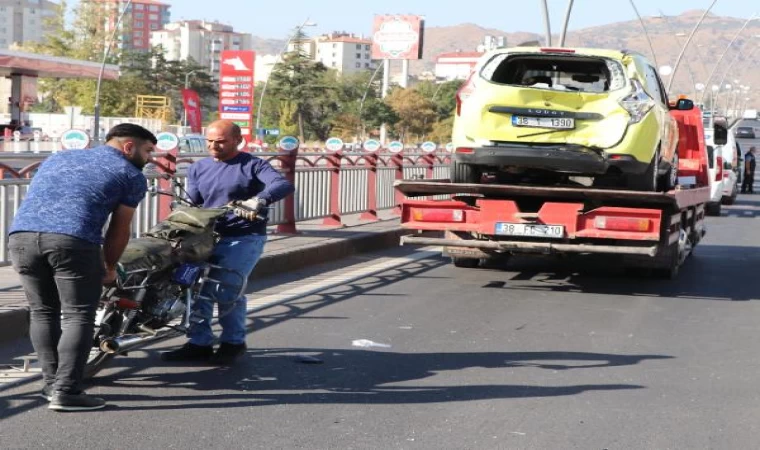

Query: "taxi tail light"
left=455, top=72, right=477, bottom=116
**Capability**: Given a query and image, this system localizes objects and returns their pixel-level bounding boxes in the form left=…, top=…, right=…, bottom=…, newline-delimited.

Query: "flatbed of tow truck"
left=395, top=102, right=716, bottom=278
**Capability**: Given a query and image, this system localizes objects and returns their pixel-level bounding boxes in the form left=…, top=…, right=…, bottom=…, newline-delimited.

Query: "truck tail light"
left=594, top=216, right=652, bottom=232
left=411, top=208, right=465, bottom=223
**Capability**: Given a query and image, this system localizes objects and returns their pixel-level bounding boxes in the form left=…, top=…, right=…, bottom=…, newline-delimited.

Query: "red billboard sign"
left=181, top=88, right=202, bottom=133
left=218, top=50, right=256, bottom=139
left=371, top=15, right=424, bottom=60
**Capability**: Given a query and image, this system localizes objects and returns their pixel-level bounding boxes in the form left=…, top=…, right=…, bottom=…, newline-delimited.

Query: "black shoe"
left=211, top=342, right=247, bottom=365
left=49, top=392, right=106, bottom=411
left=41, top=384, right=53, bottom=401
left=161, top=342, right=214, bottom=362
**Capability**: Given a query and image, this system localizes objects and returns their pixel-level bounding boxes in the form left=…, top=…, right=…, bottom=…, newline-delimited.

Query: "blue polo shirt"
left=10, top=145, right=148, bottom=244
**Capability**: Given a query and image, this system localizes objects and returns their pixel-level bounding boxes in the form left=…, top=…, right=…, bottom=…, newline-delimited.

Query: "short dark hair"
left=105, top=123, right=158, bottom=144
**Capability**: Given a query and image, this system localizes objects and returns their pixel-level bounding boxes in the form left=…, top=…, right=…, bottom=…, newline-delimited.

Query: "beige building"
left=0, top=0, right=58, bottom=49
left=289, top=32, right=377, bottom=75
left=151, top=20, right=252, bottom=76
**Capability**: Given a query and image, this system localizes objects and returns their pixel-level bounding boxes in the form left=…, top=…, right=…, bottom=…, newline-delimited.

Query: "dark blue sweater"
left=186, top=152, right=295, bottom=236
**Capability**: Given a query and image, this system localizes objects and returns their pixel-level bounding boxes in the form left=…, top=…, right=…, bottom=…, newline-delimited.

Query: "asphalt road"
left=3, top=194, right=760, bottom=449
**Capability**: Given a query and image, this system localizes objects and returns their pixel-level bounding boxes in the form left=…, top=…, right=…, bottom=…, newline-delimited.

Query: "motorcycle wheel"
left=83, top=306, right=121, bottom=380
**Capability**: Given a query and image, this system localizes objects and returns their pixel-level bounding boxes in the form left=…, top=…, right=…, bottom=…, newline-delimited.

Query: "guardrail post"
left=323, top=149, right=343, bottom=226
left=360, top=152, right=379, bottom=222
left=153, top=149, right=177, bottom=221
left=276, top=147, right=298, bottom=234
left=391, top=152, right=404, bottom=216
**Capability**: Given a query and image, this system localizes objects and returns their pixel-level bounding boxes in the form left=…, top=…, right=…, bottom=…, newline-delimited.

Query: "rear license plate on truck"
left=495, top=222, right=565, bottom=239
left=512, top=115, right=575, bottom=129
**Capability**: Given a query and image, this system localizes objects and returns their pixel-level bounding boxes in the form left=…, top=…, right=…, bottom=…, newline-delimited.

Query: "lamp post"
left=93, top=0, right=133, bottom=143
left=699, top=13, right=757, bottom=104
left=182, top=70, right=198, bottom=128
left=628, top=0, right=658, bottom=68
left=253, top=18, right=317, bottom=142
left=540, top=0, right=552, bottom=46
left=665, top=0, right=718, bottom=94
left=559, top=0, right=575, bottom=47
left=713, top=39, right=759, bottom=116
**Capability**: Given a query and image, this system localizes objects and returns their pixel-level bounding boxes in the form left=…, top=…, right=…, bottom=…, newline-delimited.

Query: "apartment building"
left=92, top=0, right=170, bottom=52
left=151, top=20, right=253, bottom=76
left=289, top=32, right=377, bottom=75
left=0, top=0, right=58, bottom=49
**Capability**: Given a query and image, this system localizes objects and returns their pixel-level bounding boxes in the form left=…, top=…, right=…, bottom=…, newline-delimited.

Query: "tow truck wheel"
left=451, top=160, right=482, bottom=184
left=452, top=257, right=481, bottom=268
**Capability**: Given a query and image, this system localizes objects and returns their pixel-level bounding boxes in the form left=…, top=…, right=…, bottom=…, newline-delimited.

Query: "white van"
left=705, top=144, right=724, bottom=216
left=719, top=132, right=739, bottom=205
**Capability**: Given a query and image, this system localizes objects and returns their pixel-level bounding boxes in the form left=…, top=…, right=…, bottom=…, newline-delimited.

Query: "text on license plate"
left=495, top=222, right=565, bottom=239
left=511, top=115, right=575, bottom=129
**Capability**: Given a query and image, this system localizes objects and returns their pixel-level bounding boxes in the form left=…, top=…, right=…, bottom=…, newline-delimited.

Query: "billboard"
left=218, top=50, right=255, bottom=139
left=181, top=88, right=202, bottom=133
left=371, top=15, right=424, bottom=60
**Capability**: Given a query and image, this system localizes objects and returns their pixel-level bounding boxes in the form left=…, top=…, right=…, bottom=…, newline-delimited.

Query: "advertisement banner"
left=371, top=15, right=424, bottom=60
left=218, top=50, right=256, bottom=139
left=181, top=88, right=203, bottom=133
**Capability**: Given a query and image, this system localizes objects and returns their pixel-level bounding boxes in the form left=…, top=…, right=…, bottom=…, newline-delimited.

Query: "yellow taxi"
left=452, top=47, right=682, bottom=191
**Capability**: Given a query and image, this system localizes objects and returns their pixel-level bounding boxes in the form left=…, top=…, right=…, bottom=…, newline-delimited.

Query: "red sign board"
left=182, top=88, right=202, bottom=133
left=371, top=15, right=424, bottom=60
left=218, top=50, right=256, bottom=138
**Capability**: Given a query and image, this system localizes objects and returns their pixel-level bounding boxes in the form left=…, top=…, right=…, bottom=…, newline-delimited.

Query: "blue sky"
left=160, top=0, right=755, bottom=38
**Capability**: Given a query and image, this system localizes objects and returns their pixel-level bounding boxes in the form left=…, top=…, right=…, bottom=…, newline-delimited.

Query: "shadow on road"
left=476, top=243, right=758, bottom=301
left=63, top=348, right=663, bottom=412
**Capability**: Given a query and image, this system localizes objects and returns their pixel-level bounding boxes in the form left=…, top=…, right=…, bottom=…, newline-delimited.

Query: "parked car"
left=705, top=144, right=724, bottom=216
left=178, top=134, right=206, bottom=154
left=451, top=46, right=682, bottom=191
left=735, top=126, right=756, bottom=139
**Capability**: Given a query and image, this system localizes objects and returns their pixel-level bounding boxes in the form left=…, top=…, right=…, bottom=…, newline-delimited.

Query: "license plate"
left=512, top=115, right=575, bottom=129
left=495, top=222, right=565, bottom=239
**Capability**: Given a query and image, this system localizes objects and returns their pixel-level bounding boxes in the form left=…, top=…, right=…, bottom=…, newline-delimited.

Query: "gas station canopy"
left=0, top=49, right=120, bottom=80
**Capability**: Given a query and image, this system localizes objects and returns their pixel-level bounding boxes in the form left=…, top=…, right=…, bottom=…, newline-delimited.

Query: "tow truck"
left=396, top=101, right=721, bottom=278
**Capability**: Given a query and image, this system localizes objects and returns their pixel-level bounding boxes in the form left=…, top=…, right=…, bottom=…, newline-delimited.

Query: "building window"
left=365, top=63, right=370, bottom=68
left=150, top=23, right=158, bottom=30
left=356, top=44, right=361, bottom=50
left=356, top=62, right=361, bottom=68
left=135, top=12, right=143, bottom=19
left=134, top=30, right=142, bottom=37
left=356, top=53, right=361, bottom=59
left=149, top=5, right=159, bottom=11
left=332, top=62, right=336, bottom=67
left=364, top=53, right=370, bottom=59
left=332, top=43, right=336, bottom=48
left=135, top=39, right=143, bottom=46
left=135, top=21, right=143, bottom=28
left=365, top=44, right=370, bottom=50
left=149, top=13, right=158, bottom=20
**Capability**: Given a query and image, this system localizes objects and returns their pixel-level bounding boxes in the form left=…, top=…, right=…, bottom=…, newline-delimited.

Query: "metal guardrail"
left=0, top=149, right=453, bottom=265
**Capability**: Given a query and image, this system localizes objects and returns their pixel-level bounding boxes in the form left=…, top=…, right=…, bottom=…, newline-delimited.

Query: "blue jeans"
left=188, top=234, right=267, bottom=346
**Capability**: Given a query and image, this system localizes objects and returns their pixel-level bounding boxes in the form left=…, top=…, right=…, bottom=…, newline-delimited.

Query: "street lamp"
left=665, top=0, right=718, bottom=94
left=182, top=70, right=198, bottom=128
left=559, top=0, right=575, bottom=47
left=700, top=13, right=757, bottom=104
left=540, top=0, right=552, bottom=46
left=94, top=0, right=133, bottom=143
left=628, top=0, right=659, bottom=68
left=713, top=38, right=759, bottom=115
left=253, top=18, right=317, bottom=142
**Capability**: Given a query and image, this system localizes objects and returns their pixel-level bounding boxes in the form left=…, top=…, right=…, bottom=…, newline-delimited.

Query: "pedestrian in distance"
left=9, top=123, right=156, bottom=411
left=741, top=146, right=756, bottom=194
left=161, top=120, right=295, bottom=365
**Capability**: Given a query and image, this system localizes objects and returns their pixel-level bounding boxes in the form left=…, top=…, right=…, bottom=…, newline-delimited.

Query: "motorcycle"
left=84, top=178, right=257, bottom=378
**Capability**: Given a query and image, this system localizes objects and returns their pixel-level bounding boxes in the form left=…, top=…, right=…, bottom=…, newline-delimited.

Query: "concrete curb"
left=0, top=225, right=410, bottom=346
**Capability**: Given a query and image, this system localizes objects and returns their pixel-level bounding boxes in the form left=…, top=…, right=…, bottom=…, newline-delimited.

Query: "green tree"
left=385, top=87, right=438, bottom=142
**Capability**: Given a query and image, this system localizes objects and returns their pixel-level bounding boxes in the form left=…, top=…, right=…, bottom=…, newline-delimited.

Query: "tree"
left=385, top=88, right=438, bottom=142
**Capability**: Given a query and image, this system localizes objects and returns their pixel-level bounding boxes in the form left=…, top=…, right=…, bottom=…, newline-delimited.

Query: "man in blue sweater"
left=162, top=120, right=294, bottom=365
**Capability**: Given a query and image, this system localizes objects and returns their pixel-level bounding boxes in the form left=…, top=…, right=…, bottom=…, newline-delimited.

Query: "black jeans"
left=742, top=172, right=755, bottom=193
left=9, top=232, right=104, bottom=393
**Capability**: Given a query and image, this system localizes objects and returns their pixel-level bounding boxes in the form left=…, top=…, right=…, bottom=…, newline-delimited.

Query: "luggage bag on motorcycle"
left=145, top=206, right=225, bottom=264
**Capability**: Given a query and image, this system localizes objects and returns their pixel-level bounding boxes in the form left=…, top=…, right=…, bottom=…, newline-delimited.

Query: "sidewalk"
left=0, top=212, right=408, bottom=345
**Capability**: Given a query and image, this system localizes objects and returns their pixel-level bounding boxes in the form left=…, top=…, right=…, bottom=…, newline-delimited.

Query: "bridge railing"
left=0, top=148, right=452, bottom=265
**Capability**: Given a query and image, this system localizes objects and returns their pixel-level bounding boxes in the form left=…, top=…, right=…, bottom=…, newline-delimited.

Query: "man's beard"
left=128, top=153, right=147, bottom=169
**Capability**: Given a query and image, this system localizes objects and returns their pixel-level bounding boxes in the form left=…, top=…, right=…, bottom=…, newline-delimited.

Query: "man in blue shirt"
left=161, top=120, right=294, bottom=365
left=9, top=123, right=155, bottom=411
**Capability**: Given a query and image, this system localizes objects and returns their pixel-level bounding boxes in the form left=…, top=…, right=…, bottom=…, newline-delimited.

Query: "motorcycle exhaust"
left=100, top=329, right=177, bottom=354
